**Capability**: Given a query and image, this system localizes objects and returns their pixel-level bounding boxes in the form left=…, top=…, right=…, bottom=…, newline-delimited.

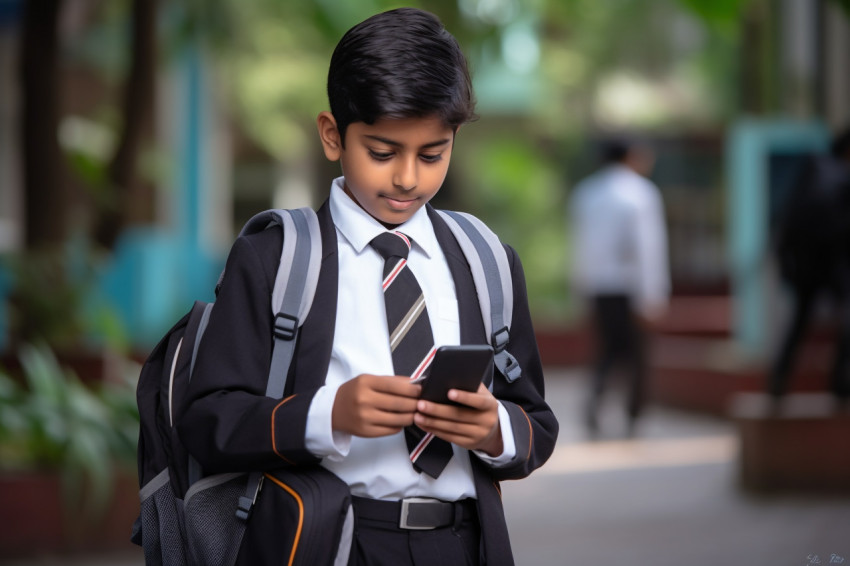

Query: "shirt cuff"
left=472, top=402, right=516, bottom=466
left=305, top=383, right=351, bottom=460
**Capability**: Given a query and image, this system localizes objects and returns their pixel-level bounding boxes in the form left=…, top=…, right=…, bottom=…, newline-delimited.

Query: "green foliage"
left=0, top=344, right=139, bottom=519
left=456, top=132, right=572, bottom=325
left=4, top=250, right=91, bottom=352
left=3, top=243, right=128, bottom=353
left=215, top=0, right=464, bottom=160
left=828, top=0, right=850, bottom=17
left=675, top=0, right=752, bottom=31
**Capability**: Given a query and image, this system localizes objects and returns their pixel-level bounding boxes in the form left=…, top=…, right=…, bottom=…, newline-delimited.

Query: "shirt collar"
left=329, top=176, right=437, bottom=258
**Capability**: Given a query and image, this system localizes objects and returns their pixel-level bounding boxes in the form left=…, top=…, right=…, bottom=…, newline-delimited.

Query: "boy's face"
left=318, top=113, right=455, bottom=228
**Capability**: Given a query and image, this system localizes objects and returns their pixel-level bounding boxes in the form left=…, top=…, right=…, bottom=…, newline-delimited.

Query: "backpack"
left=131, top=206, right=521, bottom=566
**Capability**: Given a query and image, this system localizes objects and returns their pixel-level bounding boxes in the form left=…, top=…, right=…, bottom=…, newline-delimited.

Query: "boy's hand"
left=413, top=383, right=503, bottom=457
left=333, top=374, right=422, bottom=438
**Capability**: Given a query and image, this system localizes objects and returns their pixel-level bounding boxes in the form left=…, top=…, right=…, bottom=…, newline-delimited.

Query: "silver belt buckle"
left=399, top=497, right=438, bottom=530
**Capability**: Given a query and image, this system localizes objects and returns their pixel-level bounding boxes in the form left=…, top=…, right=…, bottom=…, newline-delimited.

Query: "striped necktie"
left=370, top=231, right=454, bottom=478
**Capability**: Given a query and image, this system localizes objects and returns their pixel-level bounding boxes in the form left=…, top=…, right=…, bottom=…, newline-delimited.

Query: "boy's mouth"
left=383, top=194, right=419, bottom=210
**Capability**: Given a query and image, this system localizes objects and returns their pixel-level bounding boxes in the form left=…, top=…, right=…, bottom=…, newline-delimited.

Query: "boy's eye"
left=420, top=153, right=442, bottom=163
left=368, top=149, right=393, bottom=161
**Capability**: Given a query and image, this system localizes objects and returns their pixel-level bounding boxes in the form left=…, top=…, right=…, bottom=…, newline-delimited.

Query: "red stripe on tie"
left=393, top=231, right=411, bottom=249
left=410, top=432, right=435, bottom=463
left=409, top=346, right=437, bottom=383
left=382, top=258, right=406, bottom=290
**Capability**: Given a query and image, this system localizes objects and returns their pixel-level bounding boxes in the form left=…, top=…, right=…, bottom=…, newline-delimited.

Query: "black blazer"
left=179, top=200, right=559, bottom=565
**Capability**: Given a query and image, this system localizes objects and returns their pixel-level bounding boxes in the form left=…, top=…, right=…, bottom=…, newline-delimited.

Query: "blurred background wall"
left=1, top=0, right=848, bottom=358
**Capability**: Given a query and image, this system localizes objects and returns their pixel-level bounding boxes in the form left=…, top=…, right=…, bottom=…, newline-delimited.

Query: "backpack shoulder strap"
left=231, top=207, right=322, bottom=520
left=436, top=210, right=522, bottom=383
left=238, top=207, right=322, bottom=397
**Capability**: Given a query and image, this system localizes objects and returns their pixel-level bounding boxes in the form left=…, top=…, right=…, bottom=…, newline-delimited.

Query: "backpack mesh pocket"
left=137, top=469, right=188, bottom=566
left=183, top=473, right=249, bottom=566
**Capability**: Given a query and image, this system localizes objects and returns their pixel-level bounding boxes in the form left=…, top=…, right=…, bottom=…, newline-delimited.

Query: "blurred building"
left=0, top=0, right=848, bottom=356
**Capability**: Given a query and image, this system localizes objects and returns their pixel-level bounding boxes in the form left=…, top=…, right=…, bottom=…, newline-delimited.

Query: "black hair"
left=327, top=8, right=477, bottom=146
left=600, top=139, right=630, bottom=164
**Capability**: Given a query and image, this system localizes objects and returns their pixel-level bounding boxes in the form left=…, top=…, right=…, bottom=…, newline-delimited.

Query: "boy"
left=179, top=8, right=558, bottom=566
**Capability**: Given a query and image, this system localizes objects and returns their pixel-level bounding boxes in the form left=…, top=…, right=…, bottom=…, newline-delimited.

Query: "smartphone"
left=420, top=345, right=494, bottom=405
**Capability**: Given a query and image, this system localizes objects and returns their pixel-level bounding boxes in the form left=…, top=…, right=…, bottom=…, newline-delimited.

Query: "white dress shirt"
left=304, top=177, right=515, bottom=501
left=569, top=164, right=670, bottom=317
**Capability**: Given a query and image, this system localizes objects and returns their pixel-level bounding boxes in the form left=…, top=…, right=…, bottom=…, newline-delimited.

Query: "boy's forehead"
left=346, top=116, right=456, bottom=143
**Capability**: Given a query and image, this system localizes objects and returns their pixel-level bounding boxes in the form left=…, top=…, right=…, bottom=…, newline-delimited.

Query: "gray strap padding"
left=436, top=210, right=521, bottom=382
left=265, top=208, right=322, bottom=398
left=186, top=303, right=214, bottom=488
left=269, top=208, right=322, bottom=325
left=139, top=468, right=171, bottom=502
left=189, top=303, right=214, bottom=377
left=236, top=207, right=321, bottom=521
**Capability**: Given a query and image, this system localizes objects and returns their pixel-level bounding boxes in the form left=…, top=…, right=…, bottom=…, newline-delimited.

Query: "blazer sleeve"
left=486, top=244, right=559, bottom=480
left=177, top=228, right=322, bottom=474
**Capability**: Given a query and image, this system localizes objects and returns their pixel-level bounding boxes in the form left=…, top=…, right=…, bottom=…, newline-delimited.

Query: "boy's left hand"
left=413, top=383, right=503, bottom=457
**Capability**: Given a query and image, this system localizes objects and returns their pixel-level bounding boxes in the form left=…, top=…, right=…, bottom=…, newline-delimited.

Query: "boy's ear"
left=317, top=111, right=342, bottom=161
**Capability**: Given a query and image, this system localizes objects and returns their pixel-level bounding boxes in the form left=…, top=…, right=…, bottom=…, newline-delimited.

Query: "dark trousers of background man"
left=585, top=294, right=648, bottom=434
left=768, top=272, right=850, bottom=400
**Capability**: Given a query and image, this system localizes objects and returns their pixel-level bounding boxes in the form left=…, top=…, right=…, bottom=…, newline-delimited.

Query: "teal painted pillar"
left=181, top=43, right=202, bottom=251
left=101, top=40, right=223, bottom=350
left=726, top=118, right=829, bottom=355
left=176, top=42, right=218, bottom=306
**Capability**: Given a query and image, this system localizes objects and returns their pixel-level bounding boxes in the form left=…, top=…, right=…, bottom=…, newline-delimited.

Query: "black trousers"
left=768, top=279, right=850, bottom=399
left=588, top=294, right=648, bottom=423
left=348, top=498, right=481, bottom=566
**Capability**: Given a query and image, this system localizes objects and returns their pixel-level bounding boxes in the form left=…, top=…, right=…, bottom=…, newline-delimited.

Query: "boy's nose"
left=393, top=159, right=418, bottom=191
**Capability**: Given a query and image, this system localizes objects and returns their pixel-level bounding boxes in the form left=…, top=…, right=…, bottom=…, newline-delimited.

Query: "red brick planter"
left=0, top=469, right=140, bottom=558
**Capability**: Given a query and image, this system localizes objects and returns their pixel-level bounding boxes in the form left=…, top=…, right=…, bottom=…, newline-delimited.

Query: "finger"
left=414, top=415, right=485, bottom=445
left=369, top=391, right=421, bottom=414
left=416, top=395, right=496, bottom=418
left=446, top=388, right=490, bottom=410
left=415, top=399, right=467, bottom=420
left=351, top=408, right=416, bottom=436
left=414, top=406, right=494, bottom=433
left=367, top=375, right=423, bottom=398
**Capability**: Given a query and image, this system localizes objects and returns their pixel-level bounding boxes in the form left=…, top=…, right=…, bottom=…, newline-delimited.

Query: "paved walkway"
left=4, top=369, right=849, bottom=566
left=502, top=369, right=850, bottom=566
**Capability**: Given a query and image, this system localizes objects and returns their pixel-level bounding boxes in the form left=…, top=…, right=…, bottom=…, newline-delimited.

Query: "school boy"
left=179, top=8, right=558, bottom=566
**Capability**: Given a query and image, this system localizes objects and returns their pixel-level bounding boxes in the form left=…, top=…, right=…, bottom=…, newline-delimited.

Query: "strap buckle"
left=273, top=312, right=298, bottom=341
left=491, top=326, right=510, bottom=354
left=236, top=475, right=264, bottom=521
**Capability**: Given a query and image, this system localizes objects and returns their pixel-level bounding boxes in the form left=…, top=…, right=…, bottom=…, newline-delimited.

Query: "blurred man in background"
left=569, top=138, right=670, bottom=436
left=769, top=127, right=850, bottom=403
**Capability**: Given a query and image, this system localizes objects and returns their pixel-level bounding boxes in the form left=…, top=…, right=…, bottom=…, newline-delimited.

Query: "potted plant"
left=1, top=242, right=130, bottom=384
left=0, top=343, right=140, bottom=556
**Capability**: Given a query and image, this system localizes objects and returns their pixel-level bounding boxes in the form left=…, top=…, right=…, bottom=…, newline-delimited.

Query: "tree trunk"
left=95, top=0, right=158, bottom=250
left=19, top=0, right=66, bottom=249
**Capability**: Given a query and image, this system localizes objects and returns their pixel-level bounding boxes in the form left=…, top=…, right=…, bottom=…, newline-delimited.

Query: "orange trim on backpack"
left=264, top=473, right=304, bottom=566
left=271, top=396, right=296, bottom=463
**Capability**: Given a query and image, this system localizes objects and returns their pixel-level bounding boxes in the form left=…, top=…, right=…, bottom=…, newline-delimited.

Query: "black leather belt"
left=352, top=496, right=477, bottom=530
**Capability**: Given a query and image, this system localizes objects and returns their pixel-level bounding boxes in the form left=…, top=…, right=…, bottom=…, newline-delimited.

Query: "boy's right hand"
left=332, top=375, right=422, bottom=437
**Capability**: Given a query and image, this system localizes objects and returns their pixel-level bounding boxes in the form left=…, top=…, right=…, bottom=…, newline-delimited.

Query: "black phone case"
left=421, top=345, right=494, bottom=404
